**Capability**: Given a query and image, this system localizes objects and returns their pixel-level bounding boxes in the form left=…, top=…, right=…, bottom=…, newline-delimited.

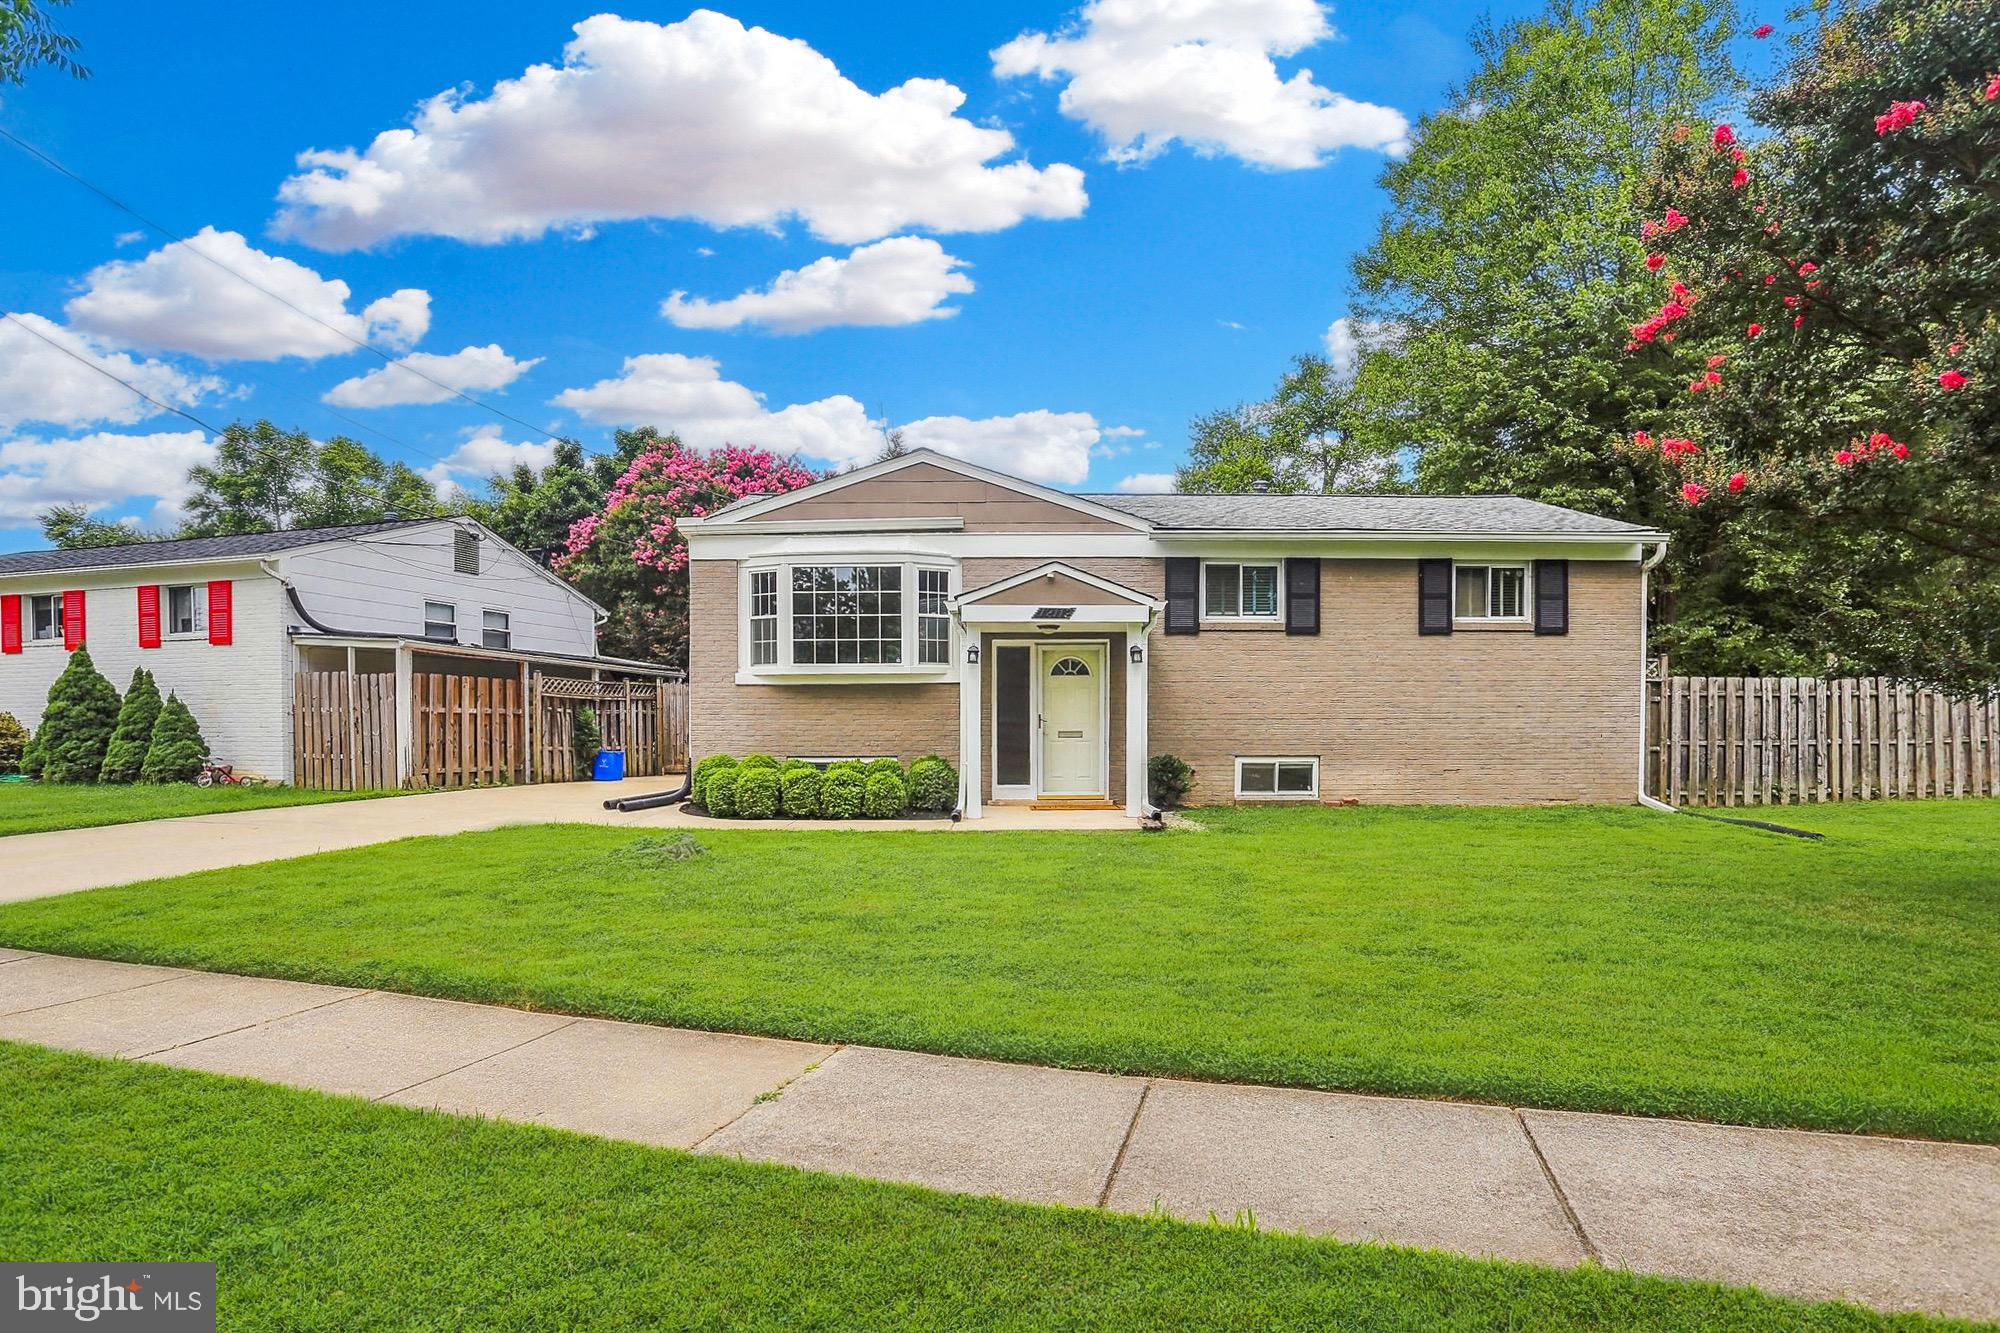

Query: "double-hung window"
left=166, top=584, right=207, bottom=636
left=748, top=570, right=778, bottom=666
left=481, top=610, right=511, bottom=649
left=1454, top=564, right=1527, bottom=621
left=745, top=561, right=953, bottom=673
left=423, top=601, right=456, bottom=641
left=917, top=568, right=951, bottom=665
left=28, top=593, right=63, bottom=642
left=1203, top=562, right=1280, bottom=620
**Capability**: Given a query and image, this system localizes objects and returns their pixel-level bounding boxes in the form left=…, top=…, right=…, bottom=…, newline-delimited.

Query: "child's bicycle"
left=194, top=759, right=256, bottom=787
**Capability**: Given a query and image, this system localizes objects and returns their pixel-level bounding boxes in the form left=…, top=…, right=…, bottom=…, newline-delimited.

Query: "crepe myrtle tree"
left=1618, top=0, right=2000, bottom=691
left=555, top=430, right=818, bottom=668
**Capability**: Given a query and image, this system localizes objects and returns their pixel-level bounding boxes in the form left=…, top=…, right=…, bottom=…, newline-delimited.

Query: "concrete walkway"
left=0, top=780, right=1137, bottom=904
left=1, top=951, right=1992, bottom=1321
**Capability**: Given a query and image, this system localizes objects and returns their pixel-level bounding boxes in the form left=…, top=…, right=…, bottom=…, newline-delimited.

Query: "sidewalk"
left=0, top=780, right=1136, bottom=904
left=1, top=950, right=1993, bottom=1322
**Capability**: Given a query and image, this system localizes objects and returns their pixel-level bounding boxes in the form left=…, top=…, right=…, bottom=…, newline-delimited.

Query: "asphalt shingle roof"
left=1081, top=492, right=1660, bottom=535
left=0, top=518, right=444, bottom=577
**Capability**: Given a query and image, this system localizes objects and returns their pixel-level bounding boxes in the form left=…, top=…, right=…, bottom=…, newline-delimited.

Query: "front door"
left=1039, top=646, right=1102, bottom=795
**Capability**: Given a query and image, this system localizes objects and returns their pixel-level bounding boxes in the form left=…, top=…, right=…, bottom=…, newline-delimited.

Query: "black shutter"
left=1165, top=558, right=1200, bottom=635
left=1417, top=559, right=1453, bottom=635
left=1284, top=558, right=1320, bottom=635
left=1534, top=559, right=1569, bottom=636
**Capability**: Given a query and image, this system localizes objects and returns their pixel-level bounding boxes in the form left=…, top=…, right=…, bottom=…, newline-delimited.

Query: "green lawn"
left=2, top=802, right=1995, bottom=1141
left=0, top=1042, right=1938, bottom=1332
left=0, top=781, right=399, bottom=836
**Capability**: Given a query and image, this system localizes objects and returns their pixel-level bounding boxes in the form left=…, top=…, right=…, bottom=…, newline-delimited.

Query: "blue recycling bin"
left=591, top=749, right=626, bottom=782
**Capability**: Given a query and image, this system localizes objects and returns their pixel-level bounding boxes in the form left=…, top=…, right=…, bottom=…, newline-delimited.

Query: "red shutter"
left=0, top=596, right=19, bottom=654
left=207, top=580, right=233, bottom=645
left=62, top=589, right=85, bottom=651
left=137, top=585, right=162, bottom=648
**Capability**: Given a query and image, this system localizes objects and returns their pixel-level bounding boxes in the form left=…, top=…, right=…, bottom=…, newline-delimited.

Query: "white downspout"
left=1636, top=539, right=1675, bottom=813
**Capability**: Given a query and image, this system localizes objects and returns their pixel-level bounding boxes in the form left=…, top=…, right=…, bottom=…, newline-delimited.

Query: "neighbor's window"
left=166, top=583, right=207, bottom=636
left=481, top=609, right=511, bottom=649
left=792, top=564, right=902, bottom=665
left=423, top=600, right=456, bottom=641
left=1455, top=564, right=1527, bottom=620
left=917, top=567, right=950, bottom=665
left=1235, top=756, right=1318, bottom=799
left=28, top=593, right=63, bottom=642
left=1203, top=562, right=1280, bottom=619
left=748, top=569, right=778, bottom=666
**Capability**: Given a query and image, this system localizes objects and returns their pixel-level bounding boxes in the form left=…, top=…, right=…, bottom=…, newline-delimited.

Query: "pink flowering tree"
left=1617, top=0, right=2000, bottom=691
left=557, top=428, right=819, bottom=666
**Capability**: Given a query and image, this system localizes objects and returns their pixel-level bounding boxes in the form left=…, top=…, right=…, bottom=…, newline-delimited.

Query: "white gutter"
left=1636, top=538, right=1674, bottom=814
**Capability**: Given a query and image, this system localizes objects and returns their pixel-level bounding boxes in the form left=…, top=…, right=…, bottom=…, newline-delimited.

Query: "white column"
left=960, top=634, right=983, bottom=818
left=393, top=644, right=415, bottom=788
left=1125, top=627, right=1149, bottom=816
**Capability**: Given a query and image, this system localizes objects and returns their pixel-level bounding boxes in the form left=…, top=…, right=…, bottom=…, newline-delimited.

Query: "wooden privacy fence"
left=1648, top=672, right=2000, bottom=806
left=531, top=677, right=688, bottom=782
left=293, top=671, right=396, bottom=791
left=411, top=672, right=525, bottom=788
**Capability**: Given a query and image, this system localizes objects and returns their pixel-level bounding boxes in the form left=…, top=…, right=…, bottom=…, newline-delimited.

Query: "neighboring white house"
left=0, top=517, right=675, bottom=784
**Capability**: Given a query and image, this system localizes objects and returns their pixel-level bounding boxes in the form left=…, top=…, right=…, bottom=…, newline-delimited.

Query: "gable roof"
left=0, top=517, right=453, bottom=577
left=956, top=560, right=1162, bottom=608
left=1082, top=492, right=1664, bottom=537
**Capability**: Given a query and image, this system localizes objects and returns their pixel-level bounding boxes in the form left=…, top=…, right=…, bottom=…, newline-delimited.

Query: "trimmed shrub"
left=863, top=757, right=904, bottom=781
left=780, top=767, right=824, bottom=818
left=570, top=706, right=603, bottom=775
left=704, top=765, right=741, bottom=817
left=691, top=754, right=736, bottom=806
left=734, top=766, right=781, bottom=819
left=780, top=758, right=817, bottom=777
left=862, top=771, right=909, bottom=818
left=0, top=712, right=27, bottom=774
left=140, top=692, right=207, bottom=784
left=823, top=759, right=864, bottom=777
left=99, top=668, right=162, bottom=784
left=739, top=752, right=780, bottom=771
left=39, top=645, right=122, bottom=783
left=19, top=726, right=43, bottom=778
left=1148, top=754, right=1195, bottom=809
left=822, top=768, right=865, bottom=819
left=906, top=756, right=958, bottom=812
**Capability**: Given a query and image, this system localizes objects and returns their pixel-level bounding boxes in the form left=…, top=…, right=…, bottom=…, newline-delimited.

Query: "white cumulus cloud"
left=1112, top=471, right=1176, bottom=493
left=0, top=429, right=215, bottom=525
left=323, top=344, right=542, bottom=408
left=890, top=410, right=1103, bottom=485
left=273, top=11, right=1088, bottom=251
left=0, top=313, right=226, bottom=430
left=64, top=228, right=433, bottom=362
left=1323, top=315, right=1398, bottom=381
left=993, top=0, right=1407, bottom=169
left=662, top=237, right=974, bottom=334
left=421, top=424, right=562, bottom=493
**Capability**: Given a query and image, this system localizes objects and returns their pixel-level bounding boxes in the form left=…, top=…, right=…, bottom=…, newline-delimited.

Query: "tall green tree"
left=179, top=420, right=442, bottom=536
left=0, top=0, right=85, bottom=85
left=463, top=439, right=601, bottom=553
left=39, top=504, right=153, bottom=549
left=1178, top=354, right=1400, bottom=493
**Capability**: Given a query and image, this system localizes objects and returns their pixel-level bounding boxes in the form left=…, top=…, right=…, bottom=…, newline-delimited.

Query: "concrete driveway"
left=0, top=779, right=1135, bottom=904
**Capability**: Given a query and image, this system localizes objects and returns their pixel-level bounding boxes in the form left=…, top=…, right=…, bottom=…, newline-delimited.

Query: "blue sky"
left=0, top=0, right=1547, bottom=548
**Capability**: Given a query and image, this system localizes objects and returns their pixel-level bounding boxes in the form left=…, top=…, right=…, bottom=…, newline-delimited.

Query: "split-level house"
left=681, top=449, right=1670, bottom=815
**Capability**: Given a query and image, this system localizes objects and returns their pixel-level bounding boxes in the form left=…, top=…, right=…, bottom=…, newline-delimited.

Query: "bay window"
left=743, top=560, right=954, bottom=674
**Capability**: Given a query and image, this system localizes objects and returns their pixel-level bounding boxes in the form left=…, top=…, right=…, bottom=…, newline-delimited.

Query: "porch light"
left=1129, top=643, right=1144, bottom=665
left=966, top=644, right=980, bottom=665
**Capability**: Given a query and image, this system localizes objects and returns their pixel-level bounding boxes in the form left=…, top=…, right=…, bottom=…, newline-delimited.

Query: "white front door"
left=1039, top=646, right=1102, bottom=795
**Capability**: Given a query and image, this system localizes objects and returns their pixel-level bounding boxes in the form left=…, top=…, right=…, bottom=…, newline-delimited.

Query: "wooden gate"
left=293, top=671, right=397, bottom=790
left=531, top=677, right=687, bottom=781
left=410, top=672, right=526, bottom=787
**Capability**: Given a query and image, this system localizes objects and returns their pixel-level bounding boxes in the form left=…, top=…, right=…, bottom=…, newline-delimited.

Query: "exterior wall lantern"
left=966, top=643, right=980, bottom=666
left=1129, top=642, right=1144, bottom=665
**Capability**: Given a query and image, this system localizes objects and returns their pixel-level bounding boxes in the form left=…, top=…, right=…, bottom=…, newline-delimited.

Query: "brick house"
left=682, top=449, right=1670, bottom=814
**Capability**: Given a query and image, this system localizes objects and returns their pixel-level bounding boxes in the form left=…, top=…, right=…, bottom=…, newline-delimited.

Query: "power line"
left=0, top=123, right=564, bottom=444
left=2, top=311, right=228, bottom=436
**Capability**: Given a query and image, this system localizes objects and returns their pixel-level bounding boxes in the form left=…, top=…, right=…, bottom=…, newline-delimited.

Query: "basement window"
left=1235, top=756, right=1318, bottom=800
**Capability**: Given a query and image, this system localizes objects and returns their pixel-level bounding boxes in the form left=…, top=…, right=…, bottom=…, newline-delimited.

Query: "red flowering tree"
left=557, top=429, right=818, bottom=666
left=1619, top=0, right=2000, bottom=691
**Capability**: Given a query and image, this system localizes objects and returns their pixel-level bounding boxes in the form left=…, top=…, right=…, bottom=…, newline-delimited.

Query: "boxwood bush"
left=704, top=766, right=742, bottom=817
left=691, top=754, right=736, bottom=807
left=734, top=766, right=781, bottom=819
left=863, top=757, right=904, bottom=781
left=739, top=752, right=780, bottom=771
left=780, top=768, right=824, bottom=817
left=862, top=771, right=909, bottom=818
left=780, top=758, right=817, bottom=777
left=822, top=768, right=866, bottom=818
left=824, top=759, right=864, bottom=777
left=906, top=756, right=957, bottom=812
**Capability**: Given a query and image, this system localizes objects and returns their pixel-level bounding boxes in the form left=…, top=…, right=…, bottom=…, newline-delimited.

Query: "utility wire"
left=0, top=123, right=564, bottom=444
left=2, top=311, right=228, bottom=436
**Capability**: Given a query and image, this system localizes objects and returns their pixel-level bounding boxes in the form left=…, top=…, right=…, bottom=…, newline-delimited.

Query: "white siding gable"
left=278, top=521, right=599, bottom=656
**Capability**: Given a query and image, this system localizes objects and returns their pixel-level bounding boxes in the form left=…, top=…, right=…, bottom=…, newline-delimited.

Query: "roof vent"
left=1251, top=479, right=1271, bottom=494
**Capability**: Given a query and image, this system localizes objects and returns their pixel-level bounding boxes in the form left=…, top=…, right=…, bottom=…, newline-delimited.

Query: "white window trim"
left=480, top=608, right=511, bottom=650
left=164, top=583, right=208, bottom=639
left=1200, top=560, right=1282, bottom=622
left=1453, top=562, right=1531, bottom=623
left=1234, top=755, right=1320, bottom=800
left=26, top=592, right=65, bottom=645
left=737, top=558, right=958, bottom=683
left=423, top=600, right=457, bottom=642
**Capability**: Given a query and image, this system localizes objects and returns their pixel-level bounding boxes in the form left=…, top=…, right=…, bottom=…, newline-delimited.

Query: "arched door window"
left=1049, top=656, right=1091, bottom=677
